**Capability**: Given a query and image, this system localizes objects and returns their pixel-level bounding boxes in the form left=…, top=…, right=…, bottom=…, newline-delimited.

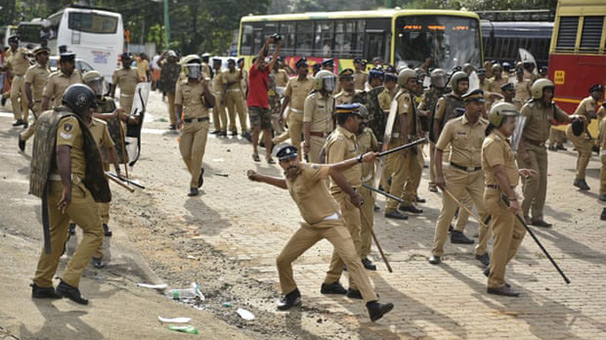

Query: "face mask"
left=186, top=64, right=201, bottom=78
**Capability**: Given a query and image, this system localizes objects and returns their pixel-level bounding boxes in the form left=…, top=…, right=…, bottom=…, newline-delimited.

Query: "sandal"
left=266, top=157, right=276, bottom=164
left=252, top=154, right=261, bottom=162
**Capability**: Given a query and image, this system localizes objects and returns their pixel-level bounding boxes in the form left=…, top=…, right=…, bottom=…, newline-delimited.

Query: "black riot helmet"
left=62, top=84, right=98, bottom=117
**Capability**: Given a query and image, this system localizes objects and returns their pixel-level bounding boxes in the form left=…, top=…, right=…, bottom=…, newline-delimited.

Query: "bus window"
left=580, top=16, right=603, bottom=53
left=296, top=22, right=313, bottom=55
left=68, top=12, right=118, bottom=34
left=354, top=20, right=365, bottom=58
left=334, top=20, right=354, bottom=58
left=555, top=16, right=578, bottom=51
left=263, top=22, right=279, bottom=43
left=279, top=21, right=295, bottom=56
left=313, top=21, right=333, bottom=57
left=240, top=23, right=253, bottom=55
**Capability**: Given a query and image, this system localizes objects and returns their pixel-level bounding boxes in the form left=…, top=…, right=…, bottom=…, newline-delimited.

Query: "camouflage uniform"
left=353, top=86, right=386, bottom=143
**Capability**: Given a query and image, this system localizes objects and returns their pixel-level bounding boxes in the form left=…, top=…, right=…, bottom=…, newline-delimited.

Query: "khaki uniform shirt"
left=43, top=70, right=83, bottom=107
left=326, top=126, right=361, bottom=190
left=358, top=127, right=379, bottom=182
left=598, top=117, right=606, bottom=151
left=286, top=164, right=341, bottom=226
left=223, top=69, right=242, bottom=91
left=482, top=129, right=519, bottom=186
left=53, top=116, right=86, bottom=178
left=436, top=115, right=488, bottom=168
left=514, top=78, right=532, bottom=103
left=212, top=71, right=226, bottom=94
left=136, top=59, right=149, bottom=80
left=274, top=69, right=289, bottom=87
left=573, top=96, right=598, bottom=120
left=354, top=70, right=368, bottom=91
left=378, top=87, right=394, bottom=112
left=6, top=48, right=30, bottom=76
left=240, top=68, right=249, bottom=94
left=112, top=68, right=140, bottom=96
left=488, top=77, right=508, bottom=93
left=598, top=106, right=606, bottom=122
left=284, top=76, right=313, bottom=112
left=89, top=118, right=115, bottom=149
left=25, top=63, right=50, bottom=101
left=303, top=92, right=334, bottom=134
left=334, top=90, right=356, bottom=106
left=175, top=80, right=209, bottom=118
left=521, top=100, right=569, bottom=143
left=395, top=89, right=417, bottom=137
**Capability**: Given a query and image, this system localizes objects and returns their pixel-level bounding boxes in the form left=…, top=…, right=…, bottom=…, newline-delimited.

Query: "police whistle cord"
left=501, top=195, right=571, bottom=285
left=377, top=137, right=427, bottom=158
left=359, top=208, right=393, bottom=273
left=105, top=172, right=135, bottom=192
left=361, top=183, right=406, bottom=204
left=442, top=188, right=490, bottom=229
left=107, top=171, right=145, bottom=189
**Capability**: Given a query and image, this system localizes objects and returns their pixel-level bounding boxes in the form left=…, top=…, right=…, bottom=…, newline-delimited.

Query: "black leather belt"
left=450, top=162, right=482, bottom=172
left=183, top=117, right=209, bottom=123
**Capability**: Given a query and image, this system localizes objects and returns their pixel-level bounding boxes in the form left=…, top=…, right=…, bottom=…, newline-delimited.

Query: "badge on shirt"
left=64, top=123, right=73, bottom=132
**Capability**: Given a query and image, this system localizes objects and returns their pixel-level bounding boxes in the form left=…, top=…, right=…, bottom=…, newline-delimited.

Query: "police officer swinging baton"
left=501, top=195, right=571, bottom=285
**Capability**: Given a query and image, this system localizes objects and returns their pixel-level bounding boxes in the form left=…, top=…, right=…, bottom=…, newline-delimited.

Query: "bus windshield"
left=395, top=15, right=481, bottom=70
left=68, top=12, right=118, bottom=34
left=18, top=24, right=46, bottom=45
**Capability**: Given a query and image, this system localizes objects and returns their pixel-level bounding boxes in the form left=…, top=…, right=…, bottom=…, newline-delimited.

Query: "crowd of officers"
left=4, top=31, right=606, bottom=311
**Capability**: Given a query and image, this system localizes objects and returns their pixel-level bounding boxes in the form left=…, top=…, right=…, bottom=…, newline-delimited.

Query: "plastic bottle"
left=167, top=282, right=204, bottom=301
left=168, top=324, right=199, bottom=334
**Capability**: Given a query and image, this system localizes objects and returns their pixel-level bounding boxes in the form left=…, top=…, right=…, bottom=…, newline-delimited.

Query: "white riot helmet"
left=82, top=70, right=107, bottom=97
left=313, top=70, right=337, bottom=92
left=430, top=68, right=447, bottom=89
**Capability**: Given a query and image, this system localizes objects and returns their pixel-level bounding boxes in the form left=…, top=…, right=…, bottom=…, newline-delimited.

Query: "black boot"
left=56, top=280, right=89, bottom=305
left=450, top=230, right=474, bottom=244
left=346, top=288, right=363, bottom=300
left=277, top=288, right=301, bottom=310
left=362, top=258, right=376, bottom=271
left=366, top=301, right=394, bottom=322
left=102, top=223, right=112, bottom=237
left=18, top=137, right=26, bottom=152
left=320, top=282, right=347, bottom=295
left=198, top=168, right=205, bottom=188
left=31, top=283, right=62, bottom=299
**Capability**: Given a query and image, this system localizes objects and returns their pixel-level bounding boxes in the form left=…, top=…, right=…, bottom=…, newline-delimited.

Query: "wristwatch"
left=357, top=154, right=363, bottom=163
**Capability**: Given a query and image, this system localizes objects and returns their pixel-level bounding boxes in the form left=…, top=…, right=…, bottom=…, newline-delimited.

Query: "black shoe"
left=92, top=257, right=105, bottom=269
left=385, top=210, right=408, bottom=220
left=448, top=224, right=454, bottom=232
left=548, top=145, right=556, bottom=151
left=347, top=288, right=363, bottom=300
left=102, top=223, right=112, bottom=237
left=198, top=168, right=205, bottom=188
left=188, top=187, right=199, bottom=197
left=31, top=283, right=62, bottom=299
left=219, top=131, right=228, bottom=137
left=415, top=196, right=426, bottom=203
left=601, top=208, right=606, bottom=221
left=556, top=144, right=567, bottom=151
left=362, top=258, right=376, bottom=271
left=211, top=130, right=221, bottom=135
left=18, top=137, right=25, bottom=152
left=573, top=179, right=590, bottom=191
left=230, top=130, right=238, bottom=136
left=475, top=253, right=490, bottom=267
left=0, top=95, right=6, bottom=106
left=487, top=286, right=520, bottom=297
left=320, top=282, right=347, bottom=295
left=23, top=122, right=28, bottom=129
left=531, top=219, right=552, bottom=228
left=428, top=255, right=441, bottom=265
left=277, top=288, right=301, bottom=311
left=600, top=194, right=606, bottom=202
left=366, top=301, right=394, bottom=322
left=56, top=280, right=89, bottom=305
left=242, top=131, right=252, bottom=142
left=12, top=119, right=25, bottom=127
left=68, top=223, right=76, bottom=235
left=483, top=267, right=510, bottom=287
left=450, top=230, right=474, bottom=244
left=169, top=124, right=176, bottom=130
left=398, top=204, right=423, bottom=214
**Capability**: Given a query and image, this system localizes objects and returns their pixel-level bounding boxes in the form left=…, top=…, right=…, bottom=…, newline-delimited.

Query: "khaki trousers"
left=325, top=191, right=362, bottom=289
left=518, top=143, right=548, bottom=221
left=34, top=181, right=103, bottom=288
left=600, top=155, right=606, bottom=195
left=566, top=125, right=594, bottom=180
left=308, top=135, right=326, bottom=164
left=119, top=95, right=134, bottom=115
left=484, top=188, right=526, bottom=289
left=226, top=90, right=247, bottom=132
left=288, top=111, right=304, bottom=154
left=10, top=76, right=28, bottom=122
left=431, top=167, right=490, bottom=256
left=276, top=220, right=378, bottom=303
left=548, top=127, right=565, bottom=146
left=167, top=92, right=177, bottom=126
left=20, top=102, right=41, bottom=141
left=453, top=193, right=472, bottom=231
left=179, top=120, right=209, bottom=188
left=386, top=141, right=421, bottom=211
left=212, top=92, right=227, bottom=132
left=360, top=185, right=375, bottom=258
left=429, top=141, right=436, bottom=186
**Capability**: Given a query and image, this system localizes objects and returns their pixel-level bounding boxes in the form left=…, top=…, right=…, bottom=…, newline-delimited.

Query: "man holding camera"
left=248, top=35, right=281, bottom=163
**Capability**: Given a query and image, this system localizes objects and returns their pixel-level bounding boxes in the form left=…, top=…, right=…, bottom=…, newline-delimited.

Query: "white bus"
left=47, top=5, right=124, bottom=83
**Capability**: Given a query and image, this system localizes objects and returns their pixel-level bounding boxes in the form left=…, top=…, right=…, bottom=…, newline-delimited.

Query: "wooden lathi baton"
left=359, top=207, right=393, bottom=273
left=442, top=187, right=490, bottom=229
left=377, top=137, right=427, bottom=158
left=105, top=172, right=135, bottom=192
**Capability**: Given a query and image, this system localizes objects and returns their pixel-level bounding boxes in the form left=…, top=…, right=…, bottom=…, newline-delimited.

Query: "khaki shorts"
left=248, top=106, right=272, bottom=130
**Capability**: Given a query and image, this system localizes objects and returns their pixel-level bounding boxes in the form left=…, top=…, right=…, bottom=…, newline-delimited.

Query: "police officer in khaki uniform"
left=224, top=59, right=248, bottom=136
left=247, top=145, right=393, bottom=321
left=175, top=56, right=216, bottom=197
left=518, top=79, right=585, bottom=227
left=488, top=64, right=508, bottom=94
left=211, top=58, right=228, bottom=136
left=567, top=84, right=603, bottom=191
left=42, top=52, right=83, bottom=111
left=322, top=104, right=368, bottom=298
left=334, top=68, right=356, bottom=105
left=482, top=102, right=536, bottom=297
left=111, top=52, right=141, bottom=114
left=303, top=70, right=336, bottom=163
left=514, top=68, right=531, bottom=104
left=31, top=84, right=108, bottom=305
left=353, top=58, right=368, bottom=91
left=500, top=82, right=520, bottom=111
left=4, top=36, right=31, bottom=126
left=276, top=58, right=314, bottom=154
left=428, top=89, right=491, bottom=266
left=19, top=47, right=50, bottom=151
